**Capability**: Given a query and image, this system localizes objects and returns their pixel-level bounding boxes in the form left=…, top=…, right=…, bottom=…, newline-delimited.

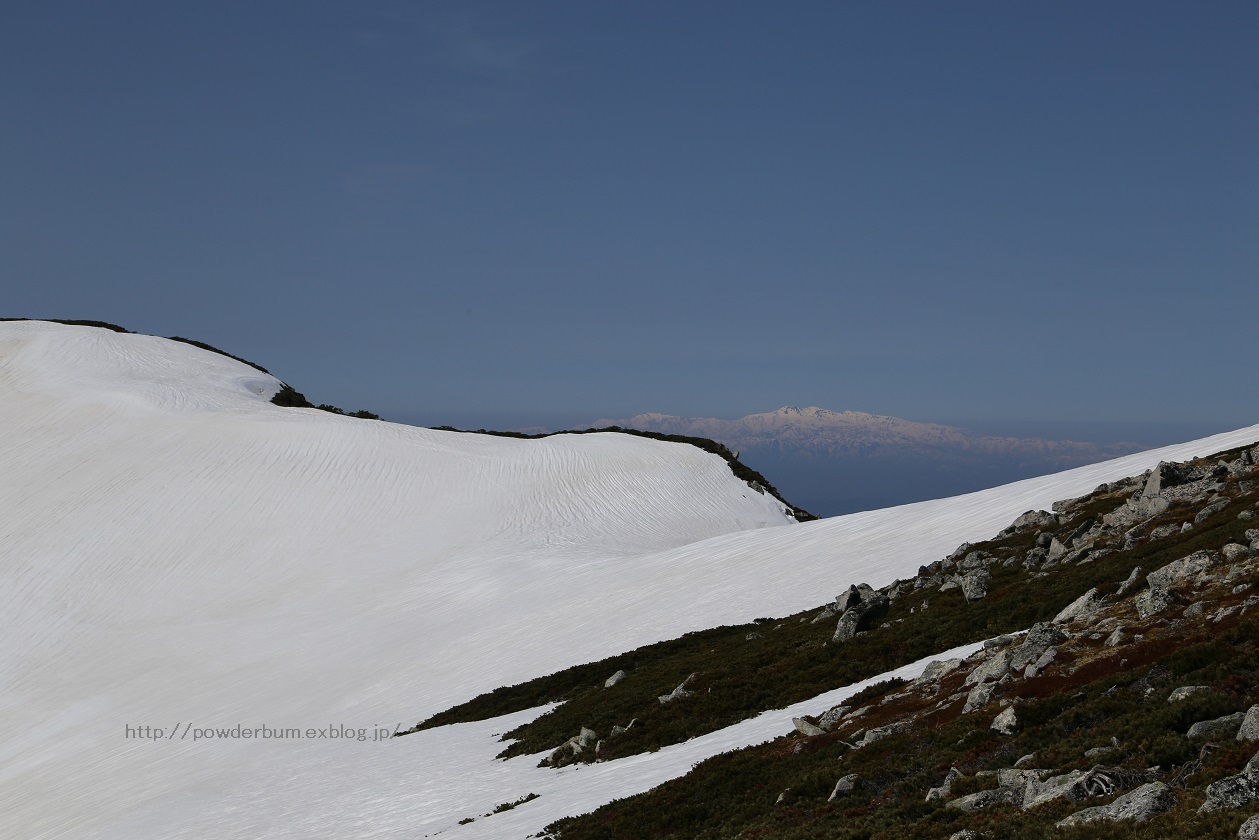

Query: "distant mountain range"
left=589, top=407, right=1148, bottom=515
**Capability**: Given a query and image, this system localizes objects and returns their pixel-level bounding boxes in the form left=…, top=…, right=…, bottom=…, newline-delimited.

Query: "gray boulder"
left=818, top=705, right=848, bottom=730
left=1135, top=585, right=1174, bottom=619
left=1116, top=566, right=1145, bottom=596
left=1200, top=766, right=1259, bottom=812
left=1054, top=587, right=1107, bottom=624
left=658, top=674, right=696, bottom=704
left=828, top=774, right=860, bottom=800
left=1196, top=498, right=1232, bottom=524
left=947, top=787, right=1020, bottom=811
left=961, top=569, right=992, bottom=601
left=1148, top=550, right=1217, bottom=590
left=1188, top=715, right=1248, bottom=740
left=1057, top=782, right=1176, bottom=826
left=604, top=669, right=627, bottom=688
left=926, top=767, right=964, bottom=801
left=963, top=681, right=997, bottom=714
left=792, top=717, right=826, bottom=737
left=1239, top=814, right=1259, bottom=839
left=833, top=593, right=890, bottom=642
left=1238, top=705, right=1259, bottom=741
left=1168, top=685, right=1211, bottom=703
left=1188, top=712, right=1245, bottom=739
left=1010, top=623, right=1067, bottom=671
left=1023, top=770, right=1086, bottom=808
left=966, top=649, right=1012, bottom=686
left=835, top=583, right=877, bottom=613
left=991, top=706, right=1018, bottom=735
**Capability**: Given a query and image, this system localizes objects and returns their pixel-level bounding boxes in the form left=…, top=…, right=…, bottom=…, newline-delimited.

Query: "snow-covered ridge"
left=3, top=320, right=1258, bottom=839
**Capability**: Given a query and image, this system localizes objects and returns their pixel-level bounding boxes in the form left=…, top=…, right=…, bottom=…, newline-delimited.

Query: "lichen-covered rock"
left=1239, top=814, right=1259, bottom=839
left=1148, top=550, right=1217, bottom=589
left=991, top=706, right=1018, bottom=735
left=1168, top=685, right=1211, bottom=703
left=792, top=717, right=825, bottom=737
left=1136, top=585, right=1174, bottom=618
left=1199, top=766, right=1259, bottom=812
left=1056, top=782, right=1175, bottom=826
left=961, top=569, right=991, bottom=601
left=604, top=669, right=627, bottom=688
left=965, top=649, right=1012, bottom=686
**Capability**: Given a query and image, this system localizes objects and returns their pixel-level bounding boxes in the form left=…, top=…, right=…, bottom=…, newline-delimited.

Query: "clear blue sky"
left=5, top=1, right=1256, bottom=435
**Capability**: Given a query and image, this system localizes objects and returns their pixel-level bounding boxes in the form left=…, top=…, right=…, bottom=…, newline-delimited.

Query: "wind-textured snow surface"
left=3, top=320, right=1258, bottom=839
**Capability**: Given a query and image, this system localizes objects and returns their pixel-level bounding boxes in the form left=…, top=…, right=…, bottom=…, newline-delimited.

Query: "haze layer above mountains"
left=592, top=407, right=1146, bottom=516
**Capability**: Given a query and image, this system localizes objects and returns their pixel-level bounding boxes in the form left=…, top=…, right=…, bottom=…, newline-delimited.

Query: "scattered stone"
left=856, top=722, right=909, bottom=747
left=1185, top=602, right=1207, bottom=618
left=828, top=774, right=860, bottom=800
left=1054, top=587, right=1106, bottom=624
left=1010, top=623, right=1066, bottom=671
left=835, top=584, right=874, bottom=613
left=926, top=767, right=965, bottom=801
left=947, top=787, right=1020, bottom=811
left=604, top=670, right=627, bottom=688
left=818, top=705, right=848, bottom=730
left=1024, top=647, right=1057, bottom=678
left=992, top=706, right=1018, bottom=735
left=966, top=649, right=1012, bottom=686
left=774, top=788, right=794, bottom=805
left=833, top=593, right=890, bottom=642
left=1023, top=770, right=1087, bottom=808
left=1057, top=782, right=1176, bottom=826
left=1010, top=510, right=1057, bottom=532
left=1225, top=543, right=1252, bottom=561
left=915, top=658, right=964, bottom=686
left=658, top=674, right=696, bottom=704
left=963, top=682, right=997, bottom=714
left=1196, top=498, right=1232, bottom=524
left=948, top=831, right=981, bottom=840
left=1168, top=685, right=1211, bottom=703
left=1187, top=712, right=1245, bottom=739
left=792, top=717, right=826, bottom=737
left=1240, top=815, right=1259, bottom=840
left=1104, top=627, right=1125, bottom=647
left=1136, top=585, right=1175, bottom=618
left=1148, top=550, right=1217, bottom=590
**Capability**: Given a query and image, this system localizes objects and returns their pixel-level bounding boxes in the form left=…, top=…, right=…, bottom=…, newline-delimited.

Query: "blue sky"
left=4, top=1, right=1256, bottom=437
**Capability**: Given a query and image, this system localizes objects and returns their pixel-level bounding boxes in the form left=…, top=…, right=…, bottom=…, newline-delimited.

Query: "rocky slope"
left=423, top=440, right=1259, bottom=838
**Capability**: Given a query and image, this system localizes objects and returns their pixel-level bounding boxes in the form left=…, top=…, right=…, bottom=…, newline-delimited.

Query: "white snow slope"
left=3, top=320, right=1257, bottom=839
